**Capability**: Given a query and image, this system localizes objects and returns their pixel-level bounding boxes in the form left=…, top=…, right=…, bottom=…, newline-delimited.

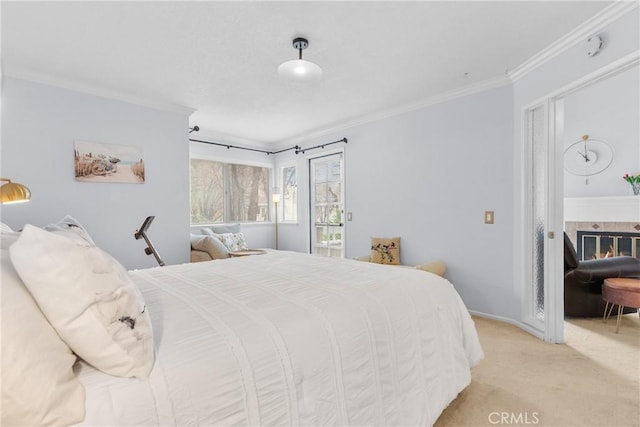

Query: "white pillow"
left=1, top=249, right=85, bottom=426
left=10, top=224, right=155, bottom=378
left=1, top=222, right=14, bottom=233
left=217, top=232, right=249, bottom=252
left=191, top=234, right=229, bottom=259
left=43, top=214, right=95, bottom=244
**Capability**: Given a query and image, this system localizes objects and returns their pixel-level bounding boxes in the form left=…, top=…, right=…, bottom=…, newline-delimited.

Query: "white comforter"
left=76, top=251, right=483, bottom=426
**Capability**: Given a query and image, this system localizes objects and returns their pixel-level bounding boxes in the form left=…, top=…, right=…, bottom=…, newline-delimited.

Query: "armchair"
left=564, top=232, right=640, bottom=317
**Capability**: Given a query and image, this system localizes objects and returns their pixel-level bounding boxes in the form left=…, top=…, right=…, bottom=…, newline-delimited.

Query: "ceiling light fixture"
left=278, top=37, right=322, bottom=81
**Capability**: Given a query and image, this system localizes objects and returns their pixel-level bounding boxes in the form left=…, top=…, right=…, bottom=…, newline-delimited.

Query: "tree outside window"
left=282, top=165, right=297, bottom=222
left=190, top=159, right=223, bottom=224
left=190, top=159, right=270, bottom=224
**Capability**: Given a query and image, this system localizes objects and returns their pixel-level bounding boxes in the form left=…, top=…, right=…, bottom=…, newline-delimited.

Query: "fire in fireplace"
left=576, top=230, right=640, bottom=260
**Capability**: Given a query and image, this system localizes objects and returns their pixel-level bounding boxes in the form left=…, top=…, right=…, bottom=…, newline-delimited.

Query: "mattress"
left=75, top=250, right=483, bottom=426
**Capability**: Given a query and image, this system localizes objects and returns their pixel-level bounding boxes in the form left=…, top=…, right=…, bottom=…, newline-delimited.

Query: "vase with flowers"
left=623, top=173, right=640, bottom=195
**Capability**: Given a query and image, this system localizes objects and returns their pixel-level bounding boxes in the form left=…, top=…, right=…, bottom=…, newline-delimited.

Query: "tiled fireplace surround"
left=564, top=196, right=640, bottom=259
left=565, top=221, right=640, bottom=259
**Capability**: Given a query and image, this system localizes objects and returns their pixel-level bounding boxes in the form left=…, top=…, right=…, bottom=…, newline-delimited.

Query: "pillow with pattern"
left=370, top=237, right=400, bottom=265
left=217, top=232, right=249, bottom=252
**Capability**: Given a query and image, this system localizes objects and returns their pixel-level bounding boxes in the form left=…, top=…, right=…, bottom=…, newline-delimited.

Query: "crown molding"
left=508, top=1, right=639, bottom=82
left=277, top=74, right=512, bottom=147
left=3, top=67, right=196, bottom=116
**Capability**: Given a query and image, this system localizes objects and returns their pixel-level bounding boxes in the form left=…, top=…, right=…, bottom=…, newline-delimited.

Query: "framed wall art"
left=74, top=140, right=145, bottom=184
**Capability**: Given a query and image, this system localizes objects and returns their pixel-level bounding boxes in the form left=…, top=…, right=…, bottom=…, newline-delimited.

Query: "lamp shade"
left=0, top=178, right=31, bottom=204
left=278, top=37, right=322, bottom=82
left=272, top=187, right=281, bottom=204
left=278, top=59, right=322, bottom=81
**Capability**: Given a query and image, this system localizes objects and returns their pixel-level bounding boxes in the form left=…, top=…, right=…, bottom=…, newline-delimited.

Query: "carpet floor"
left=435, top=313, right=640, bottom=426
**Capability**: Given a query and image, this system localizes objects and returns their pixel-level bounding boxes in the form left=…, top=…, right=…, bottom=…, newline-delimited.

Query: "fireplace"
left=576, top=230, right=640, bottom=260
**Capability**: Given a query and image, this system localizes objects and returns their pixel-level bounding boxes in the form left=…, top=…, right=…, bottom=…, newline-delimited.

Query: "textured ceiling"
left=1, top=1, right=612, bottom=145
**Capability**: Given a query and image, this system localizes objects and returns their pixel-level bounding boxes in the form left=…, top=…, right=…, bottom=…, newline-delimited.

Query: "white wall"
left=1, top=77, right=191, bottom=269
left=565, top=196, right=640, bottom=222
left=563, top=65, right=639, bottom=197
left=188, top=140, right=276, bottom=249
left=276, top=84, right=516, bottom=319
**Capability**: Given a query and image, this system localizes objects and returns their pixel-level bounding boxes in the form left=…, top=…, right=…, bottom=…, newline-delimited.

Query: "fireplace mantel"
left=564, top=196, right=640, bottom=222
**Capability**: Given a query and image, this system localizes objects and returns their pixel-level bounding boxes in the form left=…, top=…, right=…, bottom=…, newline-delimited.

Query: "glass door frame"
left=308, top=150, right=346, bottom=258
left=522, top=99, right=564, bottom=342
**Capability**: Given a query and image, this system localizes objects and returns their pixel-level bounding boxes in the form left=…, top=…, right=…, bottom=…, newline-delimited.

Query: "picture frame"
left=74, top=140, right=145, bottom=184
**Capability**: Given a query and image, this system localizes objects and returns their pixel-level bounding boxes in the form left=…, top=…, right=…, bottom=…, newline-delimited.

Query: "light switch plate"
left=485, top=211, right=494, bottom=224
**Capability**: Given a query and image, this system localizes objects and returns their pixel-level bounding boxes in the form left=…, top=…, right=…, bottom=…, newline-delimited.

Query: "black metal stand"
left=134, top=216, right=165, bottom=266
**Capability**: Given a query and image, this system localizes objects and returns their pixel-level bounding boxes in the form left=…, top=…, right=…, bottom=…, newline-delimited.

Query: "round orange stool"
left=602, top=278, right=640, bottom=333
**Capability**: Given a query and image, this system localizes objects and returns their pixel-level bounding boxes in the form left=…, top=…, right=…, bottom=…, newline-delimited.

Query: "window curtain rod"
left=188, top=136, right=347, bottom=156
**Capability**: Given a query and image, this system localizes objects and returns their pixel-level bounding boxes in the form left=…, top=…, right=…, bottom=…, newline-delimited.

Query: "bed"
left=2, top=220, right=483, bottom=426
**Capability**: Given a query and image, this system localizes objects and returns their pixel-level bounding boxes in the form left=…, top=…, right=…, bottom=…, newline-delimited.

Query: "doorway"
left=522, top=57, right=639, bottom=343
left=309, top=152, right=345, bottom=257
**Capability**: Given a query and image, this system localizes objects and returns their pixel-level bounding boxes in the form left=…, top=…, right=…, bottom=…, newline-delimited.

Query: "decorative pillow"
left=1, top=249, right=85, bottom=426
left=43, top=214, right=95, bottom=244
left=370, top=237, right=401, bottom=265
left=200, top=228, right=215, bottom=236
left=10, top=225, right=155, bottom=378
left=1, top=222, right=14, bottom=233
left=211, top=224, right=241, bottom=234
left=217, top=232, right=249, bottom=252
left=200, top=223, right=241, bottom=236
left=191, top=234, right=229, bottom=259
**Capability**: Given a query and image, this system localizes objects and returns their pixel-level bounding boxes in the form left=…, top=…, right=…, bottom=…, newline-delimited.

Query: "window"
left=190, top=159, right=224, bottom=224
left=190, top=159, right=270, bottom=224
left=282, top=165, right=297, bottom=222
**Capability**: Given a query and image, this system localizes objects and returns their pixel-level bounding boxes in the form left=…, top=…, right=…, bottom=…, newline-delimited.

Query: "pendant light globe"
left=278, top=37, right=322, bottom=81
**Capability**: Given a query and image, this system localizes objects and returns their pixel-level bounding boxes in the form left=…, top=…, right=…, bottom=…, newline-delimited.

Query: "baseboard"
left=469, top=310, right=544, bottom=340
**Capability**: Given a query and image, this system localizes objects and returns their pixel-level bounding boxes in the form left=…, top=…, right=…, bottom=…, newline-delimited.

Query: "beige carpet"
left=436, top=313, right=640, bottom=427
